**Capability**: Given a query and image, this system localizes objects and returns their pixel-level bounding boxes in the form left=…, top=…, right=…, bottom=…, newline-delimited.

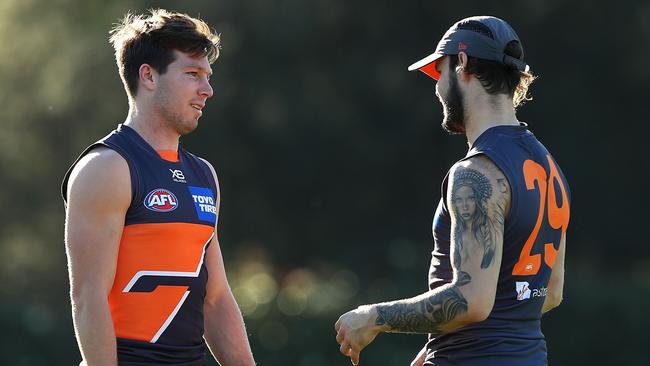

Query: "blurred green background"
left=1, top=0, right=649, bottom=365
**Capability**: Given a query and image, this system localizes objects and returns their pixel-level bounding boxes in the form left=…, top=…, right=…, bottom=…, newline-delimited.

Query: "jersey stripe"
left=109, top=223, right=214, bottom=342
left=122, top=232, right=214, bottom=292
left=151, top=290, right=190, bottom=343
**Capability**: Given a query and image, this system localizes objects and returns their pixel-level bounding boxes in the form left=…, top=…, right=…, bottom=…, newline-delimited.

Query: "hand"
left=334, top=305, right=385, bottom=365
left=410, top=346, right=427, bottom=366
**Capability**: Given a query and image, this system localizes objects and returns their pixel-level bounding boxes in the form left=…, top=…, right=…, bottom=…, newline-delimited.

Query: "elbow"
left=204, top=289, right=237, bottom=314
left=70, top=291, right=90, bottom=317
left=70, top=286, right=86, bottom=309
left=547, top=291, right=563, bottom=310
left=70, top=293, right=88, bottom=315
left=70, top=285, right=108, bottom=312
left=465, top=295, right=494, bottom=323
left=466, top=305, right=491, bottom=323
left=542, top=290, right=563, bottom=314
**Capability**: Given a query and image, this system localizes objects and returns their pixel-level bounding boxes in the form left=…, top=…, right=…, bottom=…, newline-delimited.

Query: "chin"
left=441, top=119, right=466, bottom=135
left=177, top=120, right=199, bottom=136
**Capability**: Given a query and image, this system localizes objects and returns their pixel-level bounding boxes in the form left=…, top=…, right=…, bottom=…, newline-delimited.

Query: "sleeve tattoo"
left=375, top=166, right=505, bottom=335
left=376, top=286, right=468, bottom=334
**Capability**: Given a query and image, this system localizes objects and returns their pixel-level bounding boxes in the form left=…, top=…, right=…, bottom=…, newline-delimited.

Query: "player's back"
left=426, top=123, right=570, bottom=366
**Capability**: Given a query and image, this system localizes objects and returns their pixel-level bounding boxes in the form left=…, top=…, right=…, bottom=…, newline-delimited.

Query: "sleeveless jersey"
left=62, top=124, right=218, bottom=365
left=425, top=123, right=571, bottom=366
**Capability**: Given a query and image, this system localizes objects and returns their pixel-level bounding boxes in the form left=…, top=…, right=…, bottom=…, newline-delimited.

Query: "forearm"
left=375, top=284, right=477, bottom=335
left=71, top=294, right=117, bottom=365
left=541, top=292, right=562, bottom=314
left=411, top=344, right=428, bottom=366
left=204, top=292, right=255, bottom=366
left=542, top=242, right=564, bottom=315
left=541, top=299, right=554, bottom=314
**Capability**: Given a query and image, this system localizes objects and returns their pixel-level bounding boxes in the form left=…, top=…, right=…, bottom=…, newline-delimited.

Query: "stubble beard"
left=155, top=85, right=198, bottom=136
left=440, top=73, right=466, bottom=135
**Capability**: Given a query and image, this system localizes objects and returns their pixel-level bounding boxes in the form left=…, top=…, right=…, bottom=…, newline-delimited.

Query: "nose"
left=200, top=78, right=213, bottom=99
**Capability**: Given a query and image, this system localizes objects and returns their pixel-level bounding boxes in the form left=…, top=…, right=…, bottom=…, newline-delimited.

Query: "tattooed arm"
left=335, top=156, right=509, bottom=365
left=372, top=157, right=508, bottom=333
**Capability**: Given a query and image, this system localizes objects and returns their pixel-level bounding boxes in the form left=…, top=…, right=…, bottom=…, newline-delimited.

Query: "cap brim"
left=408, top=52, right=444, bottom=80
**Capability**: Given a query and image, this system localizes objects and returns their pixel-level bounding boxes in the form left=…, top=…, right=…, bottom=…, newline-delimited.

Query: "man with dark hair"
left=62, top=9, right=255, bottom=365
left=335, top=16, right=570, bottom=366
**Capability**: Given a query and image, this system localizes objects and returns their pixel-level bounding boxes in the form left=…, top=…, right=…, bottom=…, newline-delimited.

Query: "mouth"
left=190, top=103, right=205, bottom=118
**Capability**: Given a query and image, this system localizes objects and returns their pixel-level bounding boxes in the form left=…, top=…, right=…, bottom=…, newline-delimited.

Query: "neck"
left=123, top=100, right=180, bottom=151
left=463, top=92, right=519, bottom=147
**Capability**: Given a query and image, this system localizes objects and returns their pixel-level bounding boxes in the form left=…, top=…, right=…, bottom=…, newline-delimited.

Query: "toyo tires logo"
left=144, top=189, right=178, bottom=212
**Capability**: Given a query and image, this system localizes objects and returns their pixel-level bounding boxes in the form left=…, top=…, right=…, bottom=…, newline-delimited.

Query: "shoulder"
left=450, top=155, right=509, bottom=190
left=66, top=147, right=131, bottom=205
left=451, top=155, right=506, bottom=181
left=69, top=147, right=129, bottom=182
left=196, top=156, right=220, bottom=187
left=448, top=155, right=510, bottom=211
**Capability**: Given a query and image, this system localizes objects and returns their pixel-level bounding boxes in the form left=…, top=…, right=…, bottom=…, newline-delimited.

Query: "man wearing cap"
left=335, top=16, right=570, bottom=366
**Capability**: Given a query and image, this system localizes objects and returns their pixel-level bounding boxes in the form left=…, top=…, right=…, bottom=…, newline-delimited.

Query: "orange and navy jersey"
left=62, top=124, right=217, bottom=365
left=426, top=123, right=570, bottom=366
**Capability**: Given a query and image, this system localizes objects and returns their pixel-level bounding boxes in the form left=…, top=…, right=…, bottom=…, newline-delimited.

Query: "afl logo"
left=144, top=189, right=178, bottom=212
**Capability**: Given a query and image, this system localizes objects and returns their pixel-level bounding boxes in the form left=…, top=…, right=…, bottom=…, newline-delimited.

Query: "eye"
left=187, top=71, right=199, bottom=78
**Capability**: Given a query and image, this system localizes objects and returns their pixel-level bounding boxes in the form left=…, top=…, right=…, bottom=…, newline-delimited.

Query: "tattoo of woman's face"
left=451, top=167, right=497, bottom=269
left=453, top=185, right=477, bottom=222
left=451, top=168, right=492, bottom=226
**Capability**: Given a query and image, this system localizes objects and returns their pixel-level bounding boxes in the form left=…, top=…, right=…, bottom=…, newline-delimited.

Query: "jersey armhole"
left=193, top=154, right=218, bottom=193
left=61, top=142, right=142, bottom=211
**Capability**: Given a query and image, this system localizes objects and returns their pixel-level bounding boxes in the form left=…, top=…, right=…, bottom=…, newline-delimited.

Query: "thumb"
left=351, top=349, right=360, bottom=365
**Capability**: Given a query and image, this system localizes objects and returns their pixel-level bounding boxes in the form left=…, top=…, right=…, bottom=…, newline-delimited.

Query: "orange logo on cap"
left=458, top=42, right=467, bottom=50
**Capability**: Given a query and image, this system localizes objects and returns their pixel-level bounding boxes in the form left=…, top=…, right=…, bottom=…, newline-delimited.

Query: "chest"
left=127, top=156, right=217, bottom=227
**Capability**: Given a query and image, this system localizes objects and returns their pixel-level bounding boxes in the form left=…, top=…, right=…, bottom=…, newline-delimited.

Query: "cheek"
left=435, top=83, right=445, bottom=100
left=437, top=77, right=451, bottom=99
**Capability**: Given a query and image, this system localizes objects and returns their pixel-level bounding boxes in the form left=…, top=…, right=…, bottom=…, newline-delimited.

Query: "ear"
left=456, top=52, right=471, bottom=81
left=138, top=64, right=157, bottom=92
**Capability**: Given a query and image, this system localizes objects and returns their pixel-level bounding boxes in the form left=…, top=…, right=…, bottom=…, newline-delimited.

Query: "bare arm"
left=542, top=235, right=566, bottom=314
left=410, top=344, right=428, bottom=366
left=65, top=148, right=131, bottom=365
left=335, top=156, right=508, bottom=365
left=201, top=160, right=255, bottom=366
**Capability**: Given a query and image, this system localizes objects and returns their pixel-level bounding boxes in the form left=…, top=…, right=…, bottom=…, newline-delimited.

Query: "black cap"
left=408, top=16, right=529, bottom=80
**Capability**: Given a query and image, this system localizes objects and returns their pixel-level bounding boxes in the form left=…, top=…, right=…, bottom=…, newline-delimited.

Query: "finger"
left=335, top=319, right=341, bottom=332
left=336, top=331, right=345, bottom=344
left=339, top=342, right=351, bottom=356
left=350, top=348, right=360, bottom=366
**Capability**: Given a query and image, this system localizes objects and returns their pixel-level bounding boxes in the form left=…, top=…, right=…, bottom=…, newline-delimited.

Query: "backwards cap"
left=408, top=16, right=529, bottom=80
